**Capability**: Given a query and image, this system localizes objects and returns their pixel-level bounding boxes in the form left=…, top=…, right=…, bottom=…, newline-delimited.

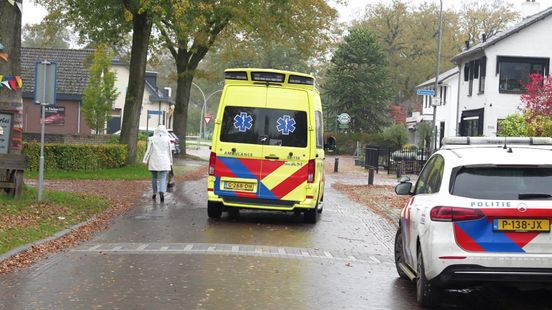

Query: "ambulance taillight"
left=307, top=159, right=315, bottom=183
left=209, top=152, right=216, bottom=176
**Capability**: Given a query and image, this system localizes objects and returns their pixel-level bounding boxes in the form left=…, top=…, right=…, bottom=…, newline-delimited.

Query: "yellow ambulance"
left=207, top=68, right=325, bottom=223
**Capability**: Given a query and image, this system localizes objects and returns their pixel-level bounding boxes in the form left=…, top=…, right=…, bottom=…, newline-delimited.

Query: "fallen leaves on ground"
left=332, top=183, right=409, bottom=225
left=0, top=164, right=206, bottom=275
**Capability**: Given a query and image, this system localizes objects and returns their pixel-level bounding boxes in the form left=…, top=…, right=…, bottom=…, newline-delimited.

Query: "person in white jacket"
left=143, top=125, right=173, bottom=202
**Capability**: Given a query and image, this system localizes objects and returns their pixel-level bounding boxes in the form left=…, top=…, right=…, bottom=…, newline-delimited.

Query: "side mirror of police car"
left=395, top=177, right=413, bottom=195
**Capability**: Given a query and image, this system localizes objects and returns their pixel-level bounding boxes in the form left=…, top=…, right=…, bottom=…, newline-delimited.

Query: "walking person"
left=143, top=125, right=173, bottom=203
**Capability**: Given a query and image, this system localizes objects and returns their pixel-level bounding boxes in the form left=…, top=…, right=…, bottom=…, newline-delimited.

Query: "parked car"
left=167, top=129, right=181, bottom=155
left=394, top=137, right=552, bottom=307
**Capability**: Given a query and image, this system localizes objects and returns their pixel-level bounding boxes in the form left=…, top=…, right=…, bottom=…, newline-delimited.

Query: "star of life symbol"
left=233, top=112, right=253, bottom=132
left=276, top=115, right=296, bottom=135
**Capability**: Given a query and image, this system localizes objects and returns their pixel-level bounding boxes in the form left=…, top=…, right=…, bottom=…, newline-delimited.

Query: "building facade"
left=453, top=6, right=552, bottom=137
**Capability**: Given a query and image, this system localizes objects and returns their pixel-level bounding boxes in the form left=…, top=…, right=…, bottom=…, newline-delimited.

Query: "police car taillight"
left=307, top=159, right=315, bottom=183
left=430, top=206, right=484, bottom=222
left=209, top=152, right=216, bottom=176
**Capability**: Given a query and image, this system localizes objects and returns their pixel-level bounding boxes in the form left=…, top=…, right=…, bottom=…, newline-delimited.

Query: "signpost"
left=337, top=113, right=351, bottom=130
left=146, top=110, right=162, bottom=134
left=34, top=61, right=57, bottom=202
left=416, top=89, right=435, bottom=96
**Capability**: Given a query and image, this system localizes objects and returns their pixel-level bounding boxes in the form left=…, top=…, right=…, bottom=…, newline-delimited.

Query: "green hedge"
left=23, top=142, right=128, bottom=171
left=136, top=140, right=146, bottom=164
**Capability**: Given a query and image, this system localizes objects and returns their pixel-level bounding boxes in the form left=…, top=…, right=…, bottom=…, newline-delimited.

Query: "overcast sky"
left=22, top=0, right=552, bottom=26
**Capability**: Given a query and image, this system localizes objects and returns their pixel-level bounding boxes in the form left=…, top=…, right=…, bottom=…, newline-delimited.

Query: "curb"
left=0, top=215, right=99, bottom=264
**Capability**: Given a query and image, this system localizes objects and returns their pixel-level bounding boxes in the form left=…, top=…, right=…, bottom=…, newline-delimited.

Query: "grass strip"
left=0, top=186, right=111, bottom=255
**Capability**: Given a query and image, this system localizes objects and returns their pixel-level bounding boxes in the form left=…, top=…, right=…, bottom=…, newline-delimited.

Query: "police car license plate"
left=224, top=181, right=255, bottom=192
left=493, top=219, right=550, bottom=232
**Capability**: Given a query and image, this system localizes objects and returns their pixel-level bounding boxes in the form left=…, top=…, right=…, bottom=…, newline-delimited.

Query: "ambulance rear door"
left=258, top=87, right=310, bottom=203
left=214, top=85, right=266, bottom=199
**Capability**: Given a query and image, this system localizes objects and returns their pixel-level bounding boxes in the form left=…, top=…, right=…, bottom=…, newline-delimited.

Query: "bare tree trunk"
left=119, top=12, right=152, bottom=164
left=172, top=51, right=195, bottom=156
left=0, top=1, right=22, bottom=155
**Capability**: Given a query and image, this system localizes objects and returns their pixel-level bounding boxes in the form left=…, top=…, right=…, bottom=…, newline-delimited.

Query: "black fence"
left=365, top=145, right=429, bottom=175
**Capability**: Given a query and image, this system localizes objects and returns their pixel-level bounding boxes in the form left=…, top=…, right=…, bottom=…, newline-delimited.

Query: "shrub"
left=382, top=124, right=409, bottom=151
left=23, top=142, right=128, bottom=171
left=136, top=140, right=147, bottom=164
left=325, top=132, right=383, bottom=154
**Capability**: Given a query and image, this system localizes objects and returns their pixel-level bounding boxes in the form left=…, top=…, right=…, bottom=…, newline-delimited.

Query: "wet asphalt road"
left=1, top=155, right=552, bottom=309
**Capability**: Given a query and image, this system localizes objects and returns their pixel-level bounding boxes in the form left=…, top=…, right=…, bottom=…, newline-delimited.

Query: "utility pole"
left=431, top=0, right=443, bottom=152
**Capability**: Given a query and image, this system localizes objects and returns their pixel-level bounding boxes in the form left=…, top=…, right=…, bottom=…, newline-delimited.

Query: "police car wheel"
left=394, top=229, right=409, bottom=280
left=416, top=249, right=439, bottom=307
left=207, top=201, right=223, bottom=219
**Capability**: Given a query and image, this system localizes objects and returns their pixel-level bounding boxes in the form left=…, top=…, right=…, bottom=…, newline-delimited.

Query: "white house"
left=110, top=60, right=174, bottom=134
left=452, top=4, right=552, bottom=137
left=408, top=67, right=459, bottom=147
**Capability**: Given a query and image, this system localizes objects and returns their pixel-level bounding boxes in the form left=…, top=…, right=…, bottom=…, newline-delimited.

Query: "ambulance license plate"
left=493, top=219, right=550, bottom=232
left=224, top=181, right=255, bottom=192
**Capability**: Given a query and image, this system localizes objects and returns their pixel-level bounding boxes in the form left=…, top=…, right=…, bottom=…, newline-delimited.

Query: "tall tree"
left=82, top=45, right=119, bottom=134
left=39, top=0, right=167, bottom=163
left=459, top=0, right=519, bottom=45
left=157, top=0, right=337, bottom=153
left=324, top=27, right=391, bottom=133
left=358, top=0, right=518, bottom=106
left=22, top=11, right=72, bottom=48
left=0, top=0, right=23, bottom=154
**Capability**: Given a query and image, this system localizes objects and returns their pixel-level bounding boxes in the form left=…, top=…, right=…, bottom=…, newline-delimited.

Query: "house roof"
left=22, top=47, right=174, bottom=104
left=415, top=67, right=459, bottom=88
left=452, top=6, right=552, bottom=63
left=21, top=47, right=93, bottom=99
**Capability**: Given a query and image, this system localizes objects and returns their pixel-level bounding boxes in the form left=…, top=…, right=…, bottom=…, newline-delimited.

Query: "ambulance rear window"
left=220, top=107, right=307, bottom=147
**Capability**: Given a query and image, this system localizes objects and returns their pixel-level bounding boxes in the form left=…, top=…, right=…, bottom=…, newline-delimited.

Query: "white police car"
left=394, top=137, right=552, bottom=307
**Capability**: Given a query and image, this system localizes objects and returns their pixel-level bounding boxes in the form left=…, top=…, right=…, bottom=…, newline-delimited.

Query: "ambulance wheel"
left=303, top=205, right=319, bottom=224
left=416, top=249, right=440, bottom=307
left=207, top=201, right=222, bottom=219
left=317, top=195, right=324, bottom=214
left=228, top=207, right=240, bottom=219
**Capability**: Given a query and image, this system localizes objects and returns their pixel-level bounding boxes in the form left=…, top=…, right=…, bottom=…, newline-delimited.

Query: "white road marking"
left=72, top=243, right=392, bottom=265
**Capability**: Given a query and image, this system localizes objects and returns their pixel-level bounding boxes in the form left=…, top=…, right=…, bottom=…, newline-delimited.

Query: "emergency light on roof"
left=441, top=137, right=552, bottom=146
left=251, top=72, right=285, bottom=83
left=224, top=71, right=248, bottom=80
left=289, top=75, right=314, bottom=85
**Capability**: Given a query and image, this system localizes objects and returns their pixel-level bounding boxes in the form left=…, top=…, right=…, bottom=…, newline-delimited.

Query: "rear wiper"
left=518, top=193, right=552, bottom=199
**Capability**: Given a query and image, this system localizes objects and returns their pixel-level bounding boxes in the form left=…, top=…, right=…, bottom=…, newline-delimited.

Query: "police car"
left=394, top=137, right=552, bottom=307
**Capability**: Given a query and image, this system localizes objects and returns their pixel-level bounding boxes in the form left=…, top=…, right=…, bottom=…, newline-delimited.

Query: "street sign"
left=204, top=114, right=212, bottom=125
left=147, top=110, right=162, bottom=119
left=416, top=89, right=435, bottom=96
left=337, top=113, right=351, bottom=125
left=34, top=61, right=57, bottom=106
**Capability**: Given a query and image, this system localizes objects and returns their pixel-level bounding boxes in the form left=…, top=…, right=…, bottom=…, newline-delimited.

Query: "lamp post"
left=431, top=0, right=443, bottom=152
left=191, top=82, right=223, bottom=142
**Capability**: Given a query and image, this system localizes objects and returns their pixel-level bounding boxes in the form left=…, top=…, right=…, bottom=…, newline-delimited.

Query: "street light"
left=191, top=82, right=222, bottom=142
left=431, top=0, right=444, bottom=152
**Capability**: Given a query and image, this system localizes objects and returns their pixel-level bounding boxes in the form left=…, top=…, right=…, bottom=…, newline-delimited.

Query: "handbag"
left=167, top=167, right=175, bottom=192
